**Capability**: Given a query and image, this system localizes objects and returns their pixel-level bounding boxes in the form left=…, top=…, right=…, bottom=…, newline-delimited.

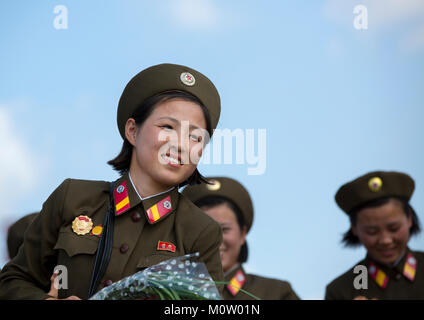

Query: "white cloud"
left=160, top=0, right=237, bottom=31
left=0, top=105, right=42, bottom=266
left=173, top=0, right=219, bottom=29
left=0, top=106, right=38, bottom=214
left=323, top=0, right=424, bottom=52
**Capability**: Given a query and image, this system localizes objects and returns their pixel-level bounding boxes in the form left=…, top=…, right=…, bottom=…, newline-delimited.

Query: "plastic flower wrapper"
left=89, top=252, right=221, bottom=300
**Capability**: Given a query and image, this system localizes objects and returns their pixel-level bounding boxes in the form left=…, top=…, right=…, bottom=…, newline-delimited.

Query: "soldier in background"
left=182, top=177, right=299, bottom=300
left=326, top=171, right=424, bottom=299
left=5, top=212, right=58, bottom=296
left=7, top=212, right=38, bottom=259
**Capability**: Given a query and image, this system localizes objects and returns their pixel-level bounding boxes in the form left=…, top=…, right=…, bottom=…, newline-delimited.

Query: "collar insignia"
left=115, top=181, right=130, bottom=216
left=145, top=195, right=173, bottom=224
left=403, top=253, right=417, bottom=282
left=227, top=269, right=246, bottom=296
left=369, top=263, right=388, bottom=288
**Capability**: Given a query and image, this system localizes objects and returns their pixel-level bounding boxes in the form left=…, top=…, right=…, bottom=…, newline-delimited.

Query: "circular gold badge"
left=206, top=180, right=221, bottom=191
left=72, top=215, right=93, bottom=235
left=368, top=177, right=383, bottom=192
left=91, top=225, right=103, bottom=237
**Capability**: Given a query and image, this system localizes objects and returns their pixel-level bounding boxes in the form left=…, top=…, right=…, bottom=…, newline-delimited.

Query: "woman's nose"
left=377, top=231, right=393, bottom=246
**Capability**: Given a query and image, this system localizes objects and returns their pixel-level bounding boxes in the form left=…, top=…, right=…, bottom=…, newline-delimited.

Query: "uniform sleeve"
left=0, top=179, right=71, bottom=299
left=190, top=221, right=224, bottom=294
left=324, top=284, right=338, bottom=300
left=325, top=279, right=351, bottom=300
left=280, top=282, right=300, bottom=300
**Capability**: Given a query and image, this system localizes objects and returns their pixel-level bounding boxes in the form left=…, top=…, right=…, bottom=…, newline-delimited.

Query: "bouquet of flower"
left=90, top=252, right=221, bottom=300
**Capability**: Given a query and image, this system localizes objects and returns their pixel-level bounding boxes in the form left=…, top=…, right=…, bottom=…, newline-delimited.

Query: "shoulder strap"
left=88, top=182, right=115, bottom=298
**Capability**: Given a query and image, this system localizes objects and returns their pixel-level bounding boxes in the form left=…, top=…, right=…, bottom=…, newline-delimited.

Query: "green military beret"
left=7, top=212, right=38, bottom=259
left=335, top=171, right=415, bottom=214
left=117, top=63, right=221, bottom=139
left=182, top=177, right=254, bottom=233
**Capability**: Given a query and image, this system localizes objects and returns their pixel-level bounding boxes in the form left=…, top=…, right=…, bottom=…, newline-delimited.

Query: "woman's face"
left=201, top=203, right=247, bottom=273
left=127, top=98, right=207, bottom=194
left=352, top=199, right=412, bottom=266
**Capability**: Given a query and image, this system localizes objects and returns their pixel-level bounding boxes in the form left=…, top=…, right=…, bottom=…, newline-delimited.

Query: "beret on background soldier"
left=335, top=171, right=415, bottom=215
left=182, top=177, right=300, bottom=300
left=0, top=63, right=225, bottom=300
left=182, top=177, right=254, bottom=233
left=335, top=170, right=421, bottom=247
left=325, top=170, right=424, bottom=300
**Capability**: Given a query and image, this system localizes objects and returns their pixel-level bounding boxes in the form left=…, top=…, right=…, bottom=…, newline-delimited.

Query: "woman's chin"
left=155, top=171, right=189, bottom=188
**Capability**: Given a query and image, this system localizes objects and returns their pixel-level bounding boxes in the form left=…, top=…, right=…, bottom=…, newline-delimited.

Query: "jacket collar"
left=112, top=172, right=180, bottom=224
left=365, top=247, right=417, bottom=288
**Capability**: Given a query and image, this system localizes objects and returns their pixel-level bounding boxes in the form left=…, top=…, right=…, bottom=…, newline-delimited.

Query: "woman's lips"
left=161, top=154, right=183, bottom=167
left=379, top=248, right=396, bottom=257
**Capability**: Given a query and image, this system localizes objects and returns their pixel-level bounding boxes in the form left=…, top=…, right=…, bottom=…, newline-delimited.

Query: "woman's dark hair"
left=342, top=196, right=421, bottom=247
left=194, top=196, right=249, bottom=263
left=108, top=91, right=212, bottom=187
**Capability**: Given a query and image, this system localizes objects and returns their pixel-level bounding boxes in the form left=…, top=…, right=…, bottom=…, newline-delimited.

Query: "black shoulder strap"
left=88, top=182, right=115, bottom=298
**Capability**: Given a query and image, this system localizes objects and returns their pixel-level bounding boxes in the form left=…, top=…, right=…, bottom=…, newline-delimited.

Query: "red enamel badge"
left=157, top=240, right=176, bottom=253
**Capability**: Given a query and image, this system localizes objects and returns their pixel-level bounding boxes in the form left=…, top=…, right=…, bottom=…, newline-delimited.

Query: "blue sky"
left=1, top=1, right=423, bottom=299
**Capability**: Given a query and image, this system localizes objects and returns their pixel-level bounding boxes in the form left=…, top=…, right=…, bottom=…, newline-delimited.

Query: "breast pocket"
left=54, top=231, right=99, bottom=257
left=136, top=253, right=178, bottom=270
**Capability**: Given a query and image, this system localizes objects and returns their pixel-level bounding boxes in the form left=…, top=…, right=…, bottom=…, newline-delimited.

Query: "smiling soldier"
left=326, top=171, right=424, bottom=300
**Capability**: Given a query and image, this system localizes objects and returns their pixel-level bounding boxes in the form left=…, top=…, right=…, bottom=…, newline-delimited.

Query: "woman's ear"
left=407, top=211, right=413, bottom=229
left=240, top=225, right=247, bottom=245
left=125, top=118, right=138, bottom=147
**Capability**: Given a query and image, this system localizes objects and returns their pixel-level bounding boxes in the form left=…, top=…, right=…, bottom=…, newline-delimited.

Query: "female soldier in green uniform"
left=182, top=177, right=299, bottom=300
left=0, top=63, right=224, bottom=300
left=325, top=171, right=424, bottom=300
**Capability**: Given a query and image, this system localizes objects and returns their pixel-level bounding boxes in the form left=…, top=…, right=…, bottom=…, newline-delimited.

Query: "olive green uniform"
left=326, top=248, right=424, bottom=299
left=0, top=172, right=223, bottom=299
left=223, top=265, right=299, bottom=300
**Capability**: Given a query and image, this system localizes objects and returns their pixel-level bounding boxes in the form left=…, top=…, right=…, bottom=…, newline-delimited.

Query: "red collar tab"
left=368, top=263, right=388, bottom=289
left=227, top=269, right=246, bottom=296
left=145, top=195, right=173, bottom=224
left=403, top=253, right=417, bottom=282
left=114, top=181, right=130, bottom=216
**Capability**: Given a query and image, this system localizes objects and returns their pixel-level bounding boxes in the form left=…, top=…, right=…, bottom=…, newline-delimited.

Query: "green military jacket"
left=0, top=173, right=224, bottom=300
left=325, top=248, right=424, bottom=299
left=222, top=265, right=299, bottom=300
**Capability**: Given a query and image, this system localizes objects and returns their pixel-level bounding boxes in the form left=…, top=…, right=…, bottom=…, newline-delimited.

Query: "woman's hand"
left=45, top=271, right=82, bottom=300
left=353, top=296, right=378, bottom=300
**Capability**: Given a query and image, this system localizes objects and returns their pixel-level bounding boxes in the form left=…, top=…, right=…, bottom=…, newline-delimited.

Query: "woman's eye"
left=190, top=134, right=201, bottom=142
left=365, top=230, right=378, bottom=236
left=161, top=125, right=173, bottom=130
